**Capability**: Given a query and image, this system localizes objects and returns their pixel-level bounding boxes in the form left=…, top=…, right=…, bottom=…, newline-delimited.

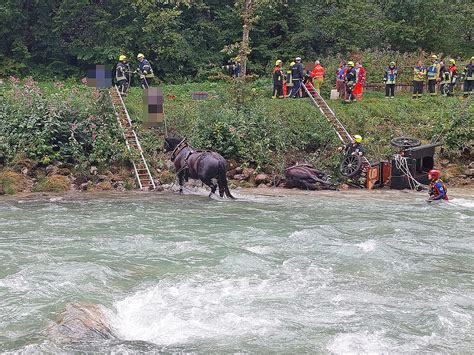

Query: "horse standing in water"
left=164, top=137, right=235, bottom=199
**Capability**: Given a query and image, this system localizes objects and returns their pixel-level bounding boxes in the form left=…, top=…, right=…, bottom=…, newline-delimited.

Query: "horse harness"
left=171, top=140, right=214, bottom=178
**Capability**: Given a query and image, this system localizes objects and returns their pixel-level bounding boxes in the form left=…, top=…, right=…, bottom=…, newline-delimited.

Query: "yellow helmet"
left=354, top=135, right=362, bottom=143
left=471, top=56, right=474, bottom=60
left=347, top=61, right=355, bottom=67
left=137, top=53, right=145, bottom=59
left=449, top=59, right=456, bottom=64
left=431, top=54, right=438, bottom=60
left=290, top=61, right=295, bottom=66
left=275, top=59, right=282, bottom=66
left=390, top=61, right=396, bottom=66
left=119, top=55, right=127, bottom=61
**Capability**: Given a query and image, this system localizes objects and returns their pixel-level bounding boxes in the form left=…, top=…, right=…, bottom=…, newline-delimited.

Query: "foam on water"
left=110, top=277, right=281, bottom=345
left=1, top=190, right=473, bottom=352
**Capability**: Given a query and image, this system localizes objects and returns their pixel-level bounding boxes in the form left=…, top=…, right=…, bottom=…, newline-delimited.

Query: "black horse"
left=164, top=137, right=235, bottom=199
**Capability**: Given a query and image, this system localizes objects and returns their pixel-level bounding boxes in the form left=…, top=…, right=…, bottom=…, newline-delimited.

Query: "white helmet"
left=295, top=57, right=301, bottom=61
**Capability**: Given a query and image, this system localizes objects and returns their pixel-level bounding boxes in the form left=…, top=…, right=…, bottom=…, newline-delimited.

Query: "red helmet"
left=428, top=169, right=440, bottom=180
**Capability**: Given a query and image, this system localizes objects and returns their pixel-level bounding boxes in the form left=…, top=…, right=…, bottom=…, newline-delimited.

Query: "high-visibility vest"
left=413, top=66, right=426, bottom=81
left=311, top=64, right=325, bottom=79
left=427, top=62, right=439, bottom=80
left=384, top=67, right=397, bottom=84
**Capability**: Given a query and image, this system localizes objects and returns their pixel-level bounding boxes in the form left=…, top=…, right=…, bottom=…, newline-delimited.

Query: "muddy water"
left=0, top=189, right=473, bottom=352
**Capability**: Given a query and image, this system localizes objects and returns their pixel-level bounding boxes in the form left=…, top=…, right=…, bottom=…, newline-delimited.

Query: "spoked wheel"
left=340, top=155, right=363, bottom=177
left=390, top=136, right=421, bottom=149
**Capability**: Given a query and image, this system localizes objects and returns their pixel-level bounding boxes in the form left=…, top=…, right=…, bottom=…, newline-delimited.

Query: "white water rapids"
left=0, top=189, right=473, bottom=352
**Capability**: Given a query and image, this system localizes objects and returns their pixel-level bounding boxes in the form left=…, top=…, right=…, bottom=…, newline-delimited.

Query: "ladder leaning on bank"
left=110, top=86, right=156, bottom=190
left=301, top=82, right=352, bottom=144
left=301, top=82, right=371, bottom=166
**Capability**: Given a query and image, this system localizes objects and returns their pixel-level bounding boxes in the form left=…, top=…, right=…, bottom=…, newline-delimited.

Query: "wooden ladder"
left=110, top=86, right=156, bottom=190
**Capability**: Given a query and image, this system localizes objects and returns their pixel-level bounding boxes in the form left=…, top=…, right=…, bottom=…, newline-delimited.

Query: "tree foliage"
left=0, top=0, right=472, bottom=80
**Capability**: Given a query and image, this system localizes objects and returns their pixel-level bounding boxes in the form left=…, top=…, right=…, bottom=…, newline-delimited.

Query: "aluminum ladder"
left=301, top=82, right=370, bottom=167
left=301, top=82, right=353, bottom=144
left=110, top=86, right=156, bottom=190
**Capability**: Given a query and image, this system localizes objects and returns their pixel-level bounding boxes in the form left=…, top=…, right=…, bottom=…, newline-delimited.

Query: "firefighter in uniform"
left=344, top=61, right=357, bottom=102
left=137, top=53, right=155, bottom=89
left=116, top=55, right=130, bottom=96
left=446, top=59, right=458, bottom=96
left=462, top=56, right=474, bottom=97
left=384, top=61, right=398, bottom=98
left=427, top=54, right=440, bottom=96
left=412, top=60, right=426, bottom=99
left=272, top=60, right=284, bottom=98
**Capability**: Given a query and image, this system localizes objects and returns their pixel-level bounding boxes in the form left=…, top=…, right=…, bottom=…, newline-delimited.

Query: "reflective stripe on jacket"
left=138, top=59, right=154, bottom=78
left=427, top=62, right=440, bottom=80
left=311, top=64, right=325, bottom=79
left=413, top=66, right=426, bottom=81
left=384, top=67, right=397, bottom=84
left=115, top=62, right=128, bottom=81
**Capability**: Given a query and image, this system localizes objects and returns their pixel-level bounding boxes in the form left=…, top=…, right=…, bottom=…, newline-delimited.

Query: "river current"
left=0, top=188, right=473, bottom=353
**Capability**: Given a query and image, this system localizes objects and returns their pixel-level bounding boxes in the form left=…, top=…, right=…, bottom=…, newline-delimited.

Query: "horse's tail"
left=218, top=159, right=236, bottom=199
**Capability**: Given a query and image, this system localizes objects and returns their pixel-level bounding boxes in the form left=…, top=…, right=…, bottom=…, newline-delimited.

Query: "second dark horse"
left=164, top=137, right=235, bottom=199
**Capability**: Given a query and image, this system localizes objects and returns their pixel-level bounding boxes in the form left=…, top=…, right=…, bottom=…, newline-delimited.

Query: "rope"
left=393, top=154, right=426, bottom=190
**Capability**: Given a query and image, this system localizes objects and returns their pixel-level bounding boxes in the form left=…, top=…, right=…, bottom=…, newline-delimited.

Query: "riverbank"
left=1, top=78, right=472, bottom=195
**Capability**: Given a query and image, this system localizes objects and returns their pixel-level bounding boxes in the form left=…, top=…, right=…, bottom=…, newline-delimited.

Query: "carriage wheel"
left=390, top=136, right=421, bottom=149
left=339, top=155, right=363, bottom=178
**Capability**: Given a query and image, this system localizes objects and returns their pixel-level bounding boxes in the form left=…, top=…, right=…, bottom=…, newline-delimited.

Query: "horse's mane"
left=165, top=136, right=185, bottom=148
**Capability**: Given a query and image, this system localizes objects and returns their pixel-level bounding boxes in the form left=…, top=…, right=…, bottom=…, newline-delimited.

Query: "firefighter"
left=272, top=59, right=284, bottom=98
left=427, top=169, right=449, bottom=201
left=284, top=61, right=295, bottom=97
left=427, top=54, right=440, bottom=96
left=344, top=61, right=357, bottom=103
left=115, top=55, right=130, bottom=96
left=384, top=61, right=398, bottom=98
left=462, top=56, right=474, bottom=97
left=446, top=59, right=458, bottom=96
left=439, top=60, right=450, bottom=96
left=338, top=135, right=364, bottom=156
left=137, top=53, right=155, bottom=89
left=310, top=60, right=325, bottom=94
left=412, top=60, right=426, bottom=99
left=290, top=57, right=304, bottom=98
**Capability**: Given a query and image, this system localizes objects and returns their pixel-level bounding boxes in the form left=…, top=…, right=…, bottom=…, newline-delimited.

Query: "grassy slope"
left=123, top=80, right=472, bottom=175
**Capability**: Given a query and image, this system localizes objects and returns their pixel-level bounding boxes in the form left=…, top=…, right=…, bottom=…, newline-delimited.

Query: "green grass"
left=1, top=78, right=472, bottom=178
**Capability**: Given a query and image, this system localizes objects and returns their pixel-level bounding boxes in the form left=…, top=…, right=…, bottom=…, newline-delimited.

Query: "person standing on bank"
left=272, top=60, right=284, bottom=99
left=384, top=61, right=398, bottom=98
left=344, top=61, right=357, bottom=103
left=462, top=56, right=474, bottom=97
left=116, top=55, right=130, bottom=96
left=137, top=53, right=155, bottom=89
left=427, top=54, right=440, bottom=96
left=412, top=60, right=426, bottom=99
left=290, top=57, right=304, bottom=98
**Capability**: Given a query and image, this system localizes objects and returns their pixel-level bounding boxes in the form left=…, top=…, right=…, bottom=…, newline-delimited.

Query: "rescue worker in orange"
left=272, top=60, right=284, bottom=98
left=427, top=169, right=448, bottom=201
left=310, top=60, right=325, bottom=94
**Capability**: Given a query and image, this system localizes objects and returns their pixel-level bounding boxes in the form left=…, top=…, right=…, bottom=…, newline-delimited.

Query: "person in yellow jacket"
left=427, top=54, right=440, bottom=96
left=412, top=60, right=427, bottom=99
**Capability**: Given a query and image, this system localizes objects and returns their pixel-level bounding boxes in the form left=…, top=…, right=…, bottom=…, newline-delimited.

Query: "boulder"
left=464, top=169, right=474, bottom=177
left=48, top=303, right=114, bottom=343
left=255, top=173, right=270, bottom=185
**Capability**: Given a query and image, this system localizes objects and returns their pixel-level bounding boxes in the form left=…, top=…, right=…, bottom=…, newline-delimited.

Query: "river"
left=0, top=188, right=473, bottom=353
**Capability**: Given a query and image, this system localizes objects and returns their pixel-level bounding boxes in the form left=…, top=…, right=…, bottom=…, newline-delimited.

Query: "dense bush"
left=0, top=77, right=126, bottom=167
